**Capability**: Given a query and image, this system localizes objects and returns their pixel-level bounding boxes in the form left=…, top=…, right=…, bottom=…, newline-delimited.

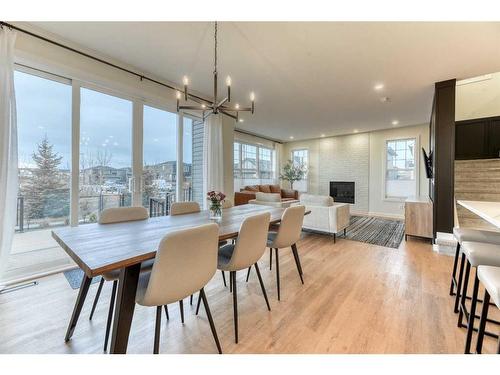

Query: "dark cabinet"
left=489, top=120, right=500, bottom=158
left=455, top=116, right=500, bottom=159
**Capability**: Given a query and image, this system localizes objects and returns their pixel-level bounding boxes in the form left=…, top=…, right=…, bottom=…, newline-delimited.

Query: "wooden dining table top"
left=52, top=204, right=292, bottom=278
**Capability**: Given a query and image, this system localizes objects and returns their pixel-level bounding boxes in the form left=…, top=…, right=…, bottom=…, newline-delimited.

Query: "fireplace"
left=330, top=181, right=355, bottom=204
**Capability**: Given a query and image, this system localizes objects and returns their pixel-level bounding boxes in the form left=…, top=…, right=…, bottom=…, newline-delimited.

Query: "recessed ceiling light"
left=320, top=134, right=325, bottom=138
left=392, top=120, right=399, bottom=126
left=353, top=129, right=359, bottom=133
left=239, top=118, right=244, bottom=123
left=380, top=96, right=390, bottom=103
left=289, top=136, right=294, bottom=139
left=374, top=83, right=384, bottom=91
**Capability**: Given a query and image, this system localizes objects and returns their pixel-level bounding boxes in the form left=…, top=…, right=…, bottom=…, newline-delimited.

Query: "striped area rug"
left=343, top=215, right=405, bottom=249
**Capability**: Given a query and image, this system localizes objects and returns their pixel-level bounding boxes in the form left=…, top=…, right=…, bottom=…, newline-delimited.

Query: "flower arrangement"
left=207, top=190, right=226, bottom=219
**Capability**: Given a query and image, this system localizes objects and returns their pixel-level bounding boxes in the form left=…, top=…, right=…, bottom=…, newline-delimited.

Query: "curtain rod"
left=0, top=21, right=210, bottom=103
left=235, top=128, right=283, bottom=144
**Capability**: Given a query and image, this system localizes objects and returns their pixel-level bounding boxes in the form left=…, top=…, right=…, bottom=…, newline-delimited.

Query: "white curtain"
left=202, top=114, right=224, bottom=209
left=0, top=28, right=17, bottom=288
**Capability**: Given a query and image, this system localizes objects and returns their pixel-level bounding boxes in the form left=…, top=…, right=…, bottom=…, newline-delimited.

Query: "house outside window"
left=234, top=141, right=276, bottom=191
left=385, top=138, right=417, bottom=199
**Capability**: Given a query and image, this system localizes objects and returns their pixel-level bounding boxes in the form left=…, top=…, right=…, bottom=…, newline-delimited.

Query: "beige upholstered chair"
left=170, top=201, right=200, bottom=216
left=196, top=212, right=271, bottom=343
left=170, top=200, right=207, bottom=308
left=135, top=223, right=222, bottom=354
left=266, top=205, right=306, bottom=301
left=89, top=206, right=156, bottom=352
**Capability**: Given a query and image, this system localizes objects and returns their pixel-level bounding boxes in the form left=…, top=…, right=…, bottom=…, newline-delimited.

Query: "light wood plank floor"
left=1, top=233, right=498, bottom=354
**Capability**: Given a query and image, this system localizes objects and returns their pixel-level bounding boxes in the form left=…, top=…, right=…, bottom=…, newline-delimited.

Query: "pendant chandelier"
left=176, top=21, right=255, bottom=121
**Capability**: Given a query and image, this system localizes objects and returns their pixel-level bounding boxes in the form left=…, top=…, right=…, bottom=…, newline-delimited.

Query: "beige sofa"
left=248, top=192, right=298, bottom=208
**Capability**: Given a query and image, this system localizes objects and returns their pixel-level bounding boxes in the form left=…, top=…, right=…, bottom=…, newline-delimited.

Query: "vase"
left=209, top=202, right=222, bottom=219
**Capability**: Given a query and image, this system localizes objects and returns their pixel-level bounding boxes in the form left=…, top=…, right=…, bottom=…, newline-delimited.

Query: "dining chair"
left=135, top=223, right=222, bottom=354
left=265, top=205, right=306, bottom=301
left=197, top=212, right=271, bottom=343
left=170, top=201, right=204, bottom=308
left=88, top=206, right=162, bottom=352
left=170, top=201, right=201, bottom=216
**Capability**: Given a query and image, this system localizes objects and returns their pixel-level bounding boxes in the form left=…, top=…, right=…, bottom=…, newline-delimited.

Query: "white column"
left=132, top=101, right=143, bottom=206
left=70, top=82, right=80, bottom=227
left=176, top=112, right=184, bottom=201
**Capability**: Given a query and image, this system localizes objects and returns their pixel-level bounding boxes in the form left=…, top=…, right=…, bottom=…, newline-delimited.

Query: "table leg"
left=65, top=274, right=92, bottom=342
left=109, top=263, right=141, bottom=354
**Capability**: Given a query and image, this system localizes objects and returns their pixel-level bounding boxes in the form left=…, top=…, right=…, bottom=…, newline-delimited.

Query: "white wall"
left=456, top=72, right=500, bottom=121
left=368, top=124, right=429, bottom=218
left=282, top=123, right=430, bottom=218
left=318, top=134, right=370, bottom=213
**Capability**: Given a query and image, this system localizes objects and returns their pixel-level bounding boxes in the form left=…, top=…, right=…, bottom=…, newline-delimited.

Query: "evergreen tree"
left=22, top=136, right=65, bottom=224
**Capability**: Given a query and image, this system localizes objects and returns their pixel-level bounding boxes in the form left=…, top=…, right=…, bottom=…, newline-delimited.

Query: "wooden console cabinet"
left=405, top=197, right=433, bottom=241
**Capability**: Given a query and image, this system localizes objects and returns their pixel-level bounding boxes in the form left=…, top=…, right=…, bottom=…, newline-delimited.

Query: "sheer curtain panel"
left=202, top=115, right=224, bottom=209
left=0, top=28, right=17, bottom=288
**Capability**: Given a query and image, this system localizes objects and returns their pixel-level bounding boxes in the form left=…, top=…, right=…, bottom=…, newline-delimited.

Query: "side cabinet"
left=405, top=197, right=433, bottom=242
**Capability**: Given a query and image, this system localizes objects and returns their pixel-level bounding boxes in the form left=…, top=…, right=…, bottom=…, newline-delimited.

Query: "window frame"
left=290, top=148, right=309, bottom=192
left=383, top=136, right=419, bottom=201
left=233, top=140, right=276, bottom=183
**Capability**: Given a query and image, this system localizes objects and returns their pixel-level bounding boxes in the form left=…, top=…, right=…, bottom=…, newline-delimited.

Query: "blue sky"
left=15, top=70, right=191, bottom=170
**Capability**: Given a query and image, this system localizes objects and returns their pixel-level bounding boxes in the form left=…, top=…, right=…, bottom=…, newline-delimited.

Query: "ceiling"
left=27, top=22, right=500, bottom=141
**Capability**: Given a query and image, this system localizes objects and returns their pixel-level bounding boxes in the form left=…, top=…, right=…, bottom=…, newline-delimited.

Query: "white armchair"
left=298, top=194, right=350, bottom=242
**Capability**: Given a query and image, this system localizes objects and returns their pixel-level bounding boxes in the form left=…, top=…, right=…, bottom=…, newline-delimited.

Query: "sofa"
left=248, top=192, right=299, bottom=208
left=298, top=193, right=350, bottom=242
left=234, top=184, right=299, bottom=206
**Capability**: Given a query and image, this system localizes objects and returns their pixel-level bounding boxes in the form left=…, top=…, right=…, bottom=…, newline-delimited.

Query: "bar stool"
left=457, top=241, right=500, bottom=353
left=475, top=266, right=500, bottom=354
left=450, top=227, right=500, bottom=311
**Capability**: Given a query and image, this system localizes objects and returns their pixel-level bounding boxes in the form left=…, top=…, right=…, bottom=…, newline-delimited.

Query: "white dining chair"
left=265, top=205, right=306, bottom=301
left=170, top=201, right=201, bottom=216
left=203, top=212, right=271, bottom=343
left=135, top=223, right=222, bottom=354
left=88, top=206, right=158, bottom=352
left=169, top=201, right=204, bottom=309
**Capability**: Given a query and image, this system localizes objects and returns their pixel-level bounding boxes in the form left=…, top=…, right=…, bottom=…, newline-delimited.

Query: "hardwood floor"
left=0, top=233, right=498, bottom=354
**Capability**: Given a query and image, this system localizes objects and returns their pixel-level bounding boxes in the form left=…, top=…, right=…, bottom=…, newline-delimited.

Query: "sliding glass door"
left=8, top=65, right=205, bottom=282
left=142, top=105, right=177, bottom=212
left=8, top=69, right=73, bottom=281
left=79, top=88, right=133, bottom=223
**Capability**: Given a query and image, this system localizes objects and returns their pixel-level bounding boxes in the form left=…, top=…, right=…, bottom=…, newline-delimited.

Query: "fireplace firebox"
left=329, top=181, right=355, bottom=204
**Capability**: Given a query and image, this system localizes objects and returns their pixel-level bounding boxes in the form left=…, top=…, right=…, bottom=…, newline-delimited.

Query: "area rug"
left=343, top=215, right=405, bottom=249
left=63, top=268, right=101, bottom=290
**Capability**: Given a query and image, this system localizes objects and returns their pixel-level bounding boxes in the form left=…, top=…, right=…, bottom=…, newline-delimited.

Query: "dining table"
left=457, top=200, right=500, bottom=229
left=52, top=204, right=294, bottom=354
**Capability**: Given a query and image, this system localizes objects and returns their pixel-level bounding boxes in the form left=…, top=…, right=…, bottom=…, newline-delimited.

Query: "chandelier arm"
left=179, top=105, right=212, bottom=111
left=215, top=97, right=229, bottom=109
left=219, top=106, right=252, bottom=112
left=219, top=109, right=238, bottom=120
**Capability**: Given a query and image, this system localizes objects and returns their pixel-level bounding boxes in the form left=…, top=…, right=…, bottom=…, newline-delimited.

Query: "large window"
left=385, top=138, right=417, bottom=199
left=142, top=105, right=177, bottom=208
left=7, top=65, right=205, bottom=282
left=79, top=88, right=133, bottom=223
left=9, top=69, right=73, bottom=281
left=234, top=141, right=276, bottom=191
left=291, top=149, right=308, bottom=192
